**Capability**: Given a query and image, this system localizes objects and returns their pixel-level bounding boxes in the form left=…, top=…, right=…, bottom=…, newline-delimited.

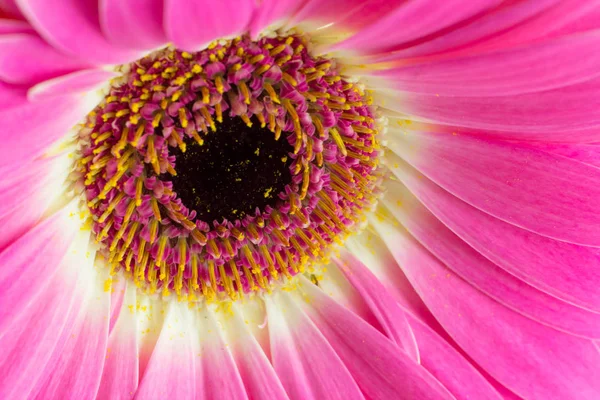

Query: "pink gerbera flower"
left=1, top=0, right=599, bottom=399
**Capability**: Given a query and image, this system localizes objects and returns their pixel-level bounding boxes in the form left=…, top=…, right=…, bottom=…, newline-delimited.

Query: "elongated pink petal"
left=0, top=33, right=90, bottom=84
left=164, top=0, right=254, bottom=51
left=0, top=18, right=34, bottom=33
left=0, top=214, right=92, bottom=399
left=375, top=220, right=600, bottom=400
left=224, top=306, right=289, bottom=400
left=32, top=270, right=110, bottom=400
left=0, top=80, right=27, bottom=108
left=371, top=0, right=561, bottom=61
left=16, top=0, right=141, bottom=64
left=290, top=0, right=404, bottom=35
left=0, top=206, right=75, bottom=333
left=198, top=309, right=249, bottom=399
left=333, top=0, right=500, bottom=55
left=391, top=156, right=600, bottom=313
left=382, top=181, right=600, bottom=338
left=98, top=283, right=139, bottom=399
left=334, top=253, right=420, bottom=362
left=265, top=293, right=366, bottom=400
left=0, top=0, right=21, bottom=17
left=28, top=69, right=115, bottom=100
left=0, top=95, right=91, bottom=167
left=249, top=0, right=303, bottom=37
left=295, top=278, right=455, bottom=400
left=405, top=313, right=503, bottom=400
left=406, top=121, right=600, bottom=144
left=0, top=155, right=69, bottom=251
left=376, top=32, right=600, bottom=97
left=534, top=143, right=600, bottom=168
left=395, top=76, right=600, bottom=133
left=135, top=302, right=199, bottom=399
left=99, top=0, right=166, bottom=51
left=389, top=131, right=600, bottom=246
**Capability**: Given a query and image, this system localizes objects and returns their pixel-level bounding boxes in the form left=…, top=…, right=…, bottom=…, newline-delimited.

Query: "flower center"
left=77, top=34, right=381, bottom=302
left=168, top=113, right=293, bottom=223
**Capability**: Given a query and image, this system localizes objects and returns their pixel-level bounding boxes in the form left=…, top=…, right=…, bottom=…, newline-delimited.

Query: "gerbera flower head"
left=1, top=0, right=600, bottom=399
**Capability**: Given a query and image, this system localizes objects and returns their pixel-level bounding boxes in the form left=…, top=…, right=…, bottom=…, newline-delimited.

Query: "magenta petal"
left=249, top=0, right=303, bottom=36
left=99, top=0, right=166, bottom=51
left=0, top=33, right=91, bottom=84
left=396, top=76, right=600, bottom=133
left=266, top=293, right=365, bottom=400
left=135, top=303, right=199, bottom=398
left=0, top=207, right=75, bottom=334
left=17, top=0, right=141, bottom=64
left=225, top=306, right=288, bottom=400
left=333, top=0, right=500, bottom=55
left=377, top=221, right=600, bottom=399
left=0, top=18, right=35, bottom=34
left=376, top=31, right=600, bottom=97
left=392, top=158, right=600, bottom=313
left=296, top=278, right=455, bottom=400
left=97, top=283, right=139, bottom=399
left=406, top=313, right=503, bottom=400
left=0, top=267, right=81, bottom=399
left=33, top=282, right=110, bottom=400
left=28, top=69, right=116, bottom=100
left=164, top=0, right=253, bottom=51
left=372, top=0, right=561, bottom=61
left=383, top=180, right=600, bottom=338
left=0, top=95, right=89, bottom=167
left=334, top=252, right=420, bottom=362
left=534, top=143, right=600, bottom=168
left=389, top=131, right=600, bottom=246
left=0, top=80, right=27, bottom=108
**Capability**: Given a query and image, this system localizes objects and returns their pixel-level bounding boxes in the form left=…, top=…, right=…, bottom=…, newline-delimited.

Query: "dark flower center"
left=169, top=114, right=293, bottom=223
left=76, top=34, right=381, bottom=302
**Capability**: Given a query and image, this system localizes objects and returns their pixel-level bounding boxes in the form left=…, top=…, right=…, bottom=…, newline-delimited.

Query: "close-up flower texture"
left=1, top=0, right=600, bottom=399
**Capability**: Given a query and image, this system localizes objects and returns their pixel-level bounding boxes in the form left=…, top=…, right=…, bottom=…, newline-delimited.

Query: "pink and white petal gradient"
left=1, top=0, right=600, bottom=399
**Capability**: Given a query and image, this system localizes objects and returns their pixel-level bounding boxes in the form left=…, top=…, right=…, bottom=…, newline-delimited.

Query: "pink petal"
left=296, top=278, right=455, bottom=400
left=135, top=303, right=199, bottom=398
left=164, top=0, right=254, bottom=51
left=265, top=293, right=366, bottom=400
left=0, top=0, right=21, bottom=17
left=395, top=77, right=600, bottom=133
left=224, top=306, right=289, bottom=400
left=0, top=206, right=75, bottom=334
left=0, top=80, right=27, bottom=108
left=332, top=0, right=500, bottom=55
left=334, top=252, right=420, bottom=362
left=0, top=18, right=35, bottom=34
left=99, top=0, right=166, bottom=51
left=389, top=131, right=600, bottom=246
left=375, top=31, right=600, bottom=97
left=382, top=180, right=600, bottom=338
left=534, top=143, right=600, bottom=168
left=16, top=0, right=141, bottom=65
left=0, top=217, right=92, bottom=399
left=371, top=0, right=561, bottom=61
left=28, top=68, right=116, bottom=100
left=0, top=33, right=91, bottom=84
left=290, top=0, right=404, bottom=35
left=0, top=95, right=90, bottom=168
left=406, top=313, right=503, bottom=400
left=108, top=277, right=126, bottom=334
left=197, top=309, right=248, bottom=399
left=410, top=121, right=600, bottom=144
left=391, top=156, right=600, bottom=313
left=32, top=272, right=110, bottom=400
left=97, top=283, right=139, bottom=399
left=376, top=220, right=600, bottom=400
left=249, top=0, right=303, bottom=37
